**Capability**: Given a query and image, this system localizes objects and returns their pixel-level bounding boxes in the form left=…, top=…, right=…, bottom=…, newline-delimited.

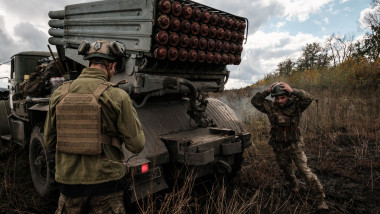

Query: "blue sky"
left=264, top=0, right=370, bottom=37
left=0, top=0, right=376, bottom=89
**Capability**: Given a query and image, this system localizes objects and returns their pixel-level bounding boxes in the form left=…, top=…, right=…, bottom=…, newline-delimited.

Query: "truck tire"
left=29, top=126, right=56, bottom=198
left=206, top=98, right=246, bottom=178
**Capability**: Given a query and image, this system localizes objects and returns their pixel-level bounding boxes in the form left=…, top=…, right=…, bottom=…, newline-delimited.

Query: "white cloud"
left=360, top=4, right=380, bottom=29
left=282, top=0, right=335, bottom=22
left=0, top=0, right=372, bottom=91
left=225, top=78, right=251, bottom=89
left=313, top=17, right=328, bottom=31
left=0, top=64, right=10, bottom=89
left=275, top=21, right=286, bottom=28
left=0, top=0, right=93, bottom=39
left=323, top=17, right=329, bottom=24
left=225, top=30, right=324, bottom=89
left=196, top=0, right=286, bottom=34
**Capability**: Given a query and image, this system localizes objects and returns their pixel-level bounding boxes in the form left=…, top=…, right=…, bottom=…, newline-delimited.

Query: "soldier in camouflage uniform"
left=251, top=82, right=328, bottom=210
left=44, top=40, right=145, bottom=213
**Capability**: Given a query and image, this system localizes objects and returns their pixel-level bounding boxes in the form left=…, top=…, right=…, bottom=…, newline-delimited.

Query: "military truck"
left=0, top=0, right=251, bottom=203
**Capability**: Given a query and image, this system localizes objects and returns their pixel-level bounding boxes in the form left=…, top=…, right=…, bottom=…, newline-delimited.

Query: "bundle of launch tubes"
left=153, top=0, right=246, bottom=65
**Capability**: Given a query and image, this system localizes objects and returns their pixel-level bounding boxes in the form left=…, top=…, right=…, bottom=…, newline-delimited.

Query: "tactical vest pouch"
left=56, top=82, right=119, bottom=155
left=272, top=111, right=299, bottom=143
left=272, top=126, right=299, bottom=143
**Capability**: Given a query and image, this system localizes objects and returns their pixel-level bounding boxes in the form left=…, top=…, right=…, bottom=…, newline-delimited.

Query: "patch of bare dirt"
left=1, top=132, right=379, bottom=213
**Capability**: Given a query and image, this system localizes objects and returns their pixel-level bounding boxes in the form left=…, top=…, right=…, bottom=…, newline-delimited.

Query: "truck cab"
left=2, top=52, right=53, bottom=146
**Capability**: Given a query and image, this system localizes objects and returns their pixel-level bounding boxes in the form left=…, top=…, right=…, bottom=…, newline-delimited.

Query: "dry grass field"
left=1, top=85, right=379, bottom=213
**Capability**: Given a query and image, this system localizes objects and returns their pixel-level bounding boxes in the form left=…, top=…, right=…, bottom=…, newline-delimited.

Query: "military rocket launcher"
left=48, top=0, right=248, bottom=95
left=0, top=0, right=252, bottom=204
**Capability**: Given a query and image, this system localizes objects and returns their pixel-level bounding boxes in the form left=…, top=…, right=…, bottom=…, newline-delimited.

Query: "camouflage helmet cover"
left=83, top=40, right=116, bottom=61
left=79, top=39, right=126, bottom=62
left=271, top=83, right=289, bottom=97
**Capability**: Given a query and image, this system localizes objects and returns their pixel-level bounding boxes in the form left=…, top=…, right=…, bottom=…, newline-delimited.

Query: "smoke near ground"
left=212, top=86, right=268, bottom=122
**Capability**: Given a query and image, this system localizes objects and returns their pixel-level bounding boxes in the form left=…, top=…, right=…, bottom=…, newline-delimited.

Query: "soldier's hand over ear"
left=280, top=82, right=293, bottom=93
left=268, top=82, right=279, bottom=92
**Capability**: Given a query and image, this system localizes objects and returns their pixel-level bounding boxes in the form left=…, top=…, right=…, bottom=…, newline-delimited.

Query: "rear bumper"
left=161, top=127, right=250, bottom=166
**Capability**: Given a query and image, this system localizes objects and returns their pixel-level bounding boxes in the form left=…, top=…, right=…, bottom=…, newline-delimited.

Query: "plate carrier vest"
left=270, top=107, right=300, bottom=143
left=56, top=81, right=120, bottom=155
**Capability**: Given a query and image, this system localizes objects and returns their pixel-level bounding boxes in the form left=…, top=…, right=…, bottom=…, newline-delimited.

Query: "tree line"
left=274, top=0, right=380, bottom=77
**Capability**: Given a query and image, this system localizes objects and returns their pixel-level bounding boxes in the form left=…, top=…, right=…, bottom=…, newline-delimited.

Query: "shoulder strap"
left=59, top=81, right=72, bottom=101
left=93, top=82, right=115, bottom=100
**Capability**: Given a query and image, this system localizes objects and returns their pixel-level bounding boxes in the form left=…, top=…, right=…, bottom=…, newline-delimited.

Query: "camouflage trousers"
left=56, top=191, right=126, bottom=214
left=273, top=146, right=325, bottom=198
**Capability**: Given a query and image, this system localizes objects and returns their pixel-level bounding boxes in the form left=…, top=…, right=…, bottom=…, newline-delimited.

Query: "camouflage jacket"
left=251, top=88, right=313, bottom=151
left=44, top=68, right=145, bottom=185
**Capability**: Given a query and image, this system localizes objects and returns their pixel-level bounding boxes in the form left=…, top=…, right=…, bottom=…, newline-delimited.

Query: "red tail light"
left=141, top=163, right=149, bottom=174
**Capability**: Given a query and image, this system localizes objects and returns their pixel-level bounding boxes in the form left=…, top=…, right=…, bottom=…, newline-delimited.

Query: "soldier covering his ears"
left=44, top=40, right=145, bottom=213
left=251, top=82, right=328, bottom=210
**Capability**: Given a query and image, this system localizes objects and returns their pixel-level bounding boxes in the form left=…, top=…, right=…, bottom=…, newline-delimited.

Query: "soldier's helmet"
left=271, top=83, right=289, bottom=97
left=78, top=40, right=126, bottom=61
